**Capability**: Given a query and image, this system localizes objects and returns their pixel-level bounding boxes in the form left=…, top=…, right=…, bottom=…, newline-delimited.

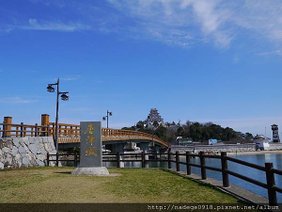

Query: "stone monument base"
left=72, top=167, right=110, bottom=176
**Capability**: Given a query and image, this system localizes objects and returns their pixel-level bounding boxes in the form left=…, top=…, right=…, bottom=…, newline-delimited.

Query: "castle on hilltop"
left=145, top=108, right=164, bottom=128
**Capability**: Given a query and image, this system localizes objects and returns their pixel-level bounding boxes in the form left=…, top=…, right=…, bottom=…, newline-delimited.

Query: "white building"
left=145, top=108, right=164, bottom=128
left=254, top=135, right=270, bottom=150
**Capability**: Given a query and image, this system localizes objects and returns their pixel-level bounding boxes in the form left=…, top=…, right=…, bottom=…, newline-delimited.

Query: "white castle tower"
left=145, top=108, right=164, bottom=128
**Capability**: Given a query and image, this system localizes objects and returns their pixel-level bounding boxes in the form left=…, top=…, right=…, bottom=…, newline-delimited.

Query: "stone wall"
left=0, top=137, right=56, bottom=169
left=170, top=143, right=256, bottom=153
left=268, top=143, right=282, bottom=151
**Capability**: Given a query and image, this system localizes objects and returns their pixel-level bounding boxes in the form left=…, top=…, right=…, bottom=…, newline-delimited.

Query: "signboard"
left=80, top=121, right=102, bottom=167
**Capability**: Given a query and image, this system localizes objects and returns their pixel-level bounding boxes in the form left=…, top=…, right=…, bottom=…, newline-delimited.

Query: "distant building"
left=271, top=124, right=280, bottom=143
left=145, top=108, right=164, bottom=128
left=255, top=140, right=270, bottom=150
left=254, top=135, right=270, bottom=150
left=208, top=139, right=218, bottom=145
left=176, top=136, right=193, bottom=145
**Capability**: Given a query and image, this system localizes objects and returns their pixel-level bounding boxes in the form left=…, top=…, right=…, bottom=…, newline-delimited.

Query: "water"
left=178, top=153, right=282, bottom=203
left=228, top=153, right=282, bottom=203
left=103, top=153, right=282, bottom=203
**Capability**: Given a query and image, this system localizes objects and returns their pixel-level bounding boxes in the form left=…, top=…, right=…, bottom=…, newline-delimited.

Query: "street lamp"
left=102, top=110, right=112, bottom=128
left=47, top=78, right=69, bottom=153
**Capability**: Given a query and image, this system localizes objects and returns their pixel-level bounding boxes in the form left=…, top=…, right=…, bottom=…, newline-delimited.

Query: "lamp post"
left=47, top=78, right=69, bottom=153
left=103, top=110, right=112, bottom=128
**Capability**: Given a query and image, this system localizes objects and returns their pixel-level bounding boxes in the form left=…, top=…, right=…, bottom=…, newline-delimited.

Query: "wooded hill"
left=122, top=121, right=254, bottom=144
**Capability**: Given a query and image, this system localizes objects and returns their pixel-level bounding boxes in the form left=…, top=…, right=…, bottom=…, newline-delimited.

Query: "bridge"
left=57, top=127, right=168, bottom=147
left=0, top=115, right=169, bottom=152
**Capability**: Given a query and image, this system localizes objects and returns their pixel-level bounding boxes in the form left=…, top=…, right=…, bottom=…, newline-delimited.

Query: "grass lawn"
left=0, top=167, right=239, bottom=203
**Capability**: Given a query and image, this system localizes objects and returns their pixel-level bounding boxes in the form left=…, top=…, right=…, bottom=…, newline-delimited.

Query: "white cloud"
left=107, top=0, right=232, bottom=47
left=3, top=0, right=282, bottom=50
left=229, top=1, right=282, bottom=46
left=256, top=50, right=282, bottom=57
left=28, top=0, right=65, bottom=8
left=1, top=18, right=90, bottom=33
left=0, top=26, right=13, bottom=33
left=20, top=18, right=90, bottom=32
left=0, top=97, right=36, bottom=104
left=107, top=0, right=282, bottom=50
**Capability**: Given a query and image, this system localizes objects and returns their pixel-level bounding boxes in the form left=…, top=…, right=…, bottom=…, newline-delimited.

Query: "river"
left=103, top=152, right=282, bottom=203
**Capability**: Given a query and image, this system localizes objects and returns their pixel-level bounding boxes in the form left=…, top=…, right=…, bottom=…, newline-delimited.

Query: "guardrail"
left=47, top=151, right=282, bottom=206
left=169, top=151, right=282, bottom=206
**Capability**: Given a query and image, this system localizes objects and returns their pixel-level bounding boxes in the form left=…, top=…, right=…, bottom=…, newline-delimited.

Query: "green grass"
left=0, top=167, right=238, bottom=203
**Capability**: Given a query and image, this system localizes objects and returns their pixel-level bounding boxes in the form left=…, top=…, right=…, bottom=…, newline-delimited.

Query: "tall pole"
left=106, top=110, right=109, bottom=128
left=55, top=78, right=60, bottom=153
left=47, top=78, right=69, bottom=153
left=103, top=110, right=112, bottom=128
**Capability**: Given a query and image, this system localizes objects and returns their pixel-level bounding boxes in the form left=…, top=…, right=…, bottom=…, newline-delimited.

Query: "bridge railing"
left=0, top=115, right=169, bottom=147
left=0, top=117, right=75, bottom=138
left=47, top=151, right=282, bottom=206
left=0, top=123, right=50, bottom=137
left=49, top=122, right=80, bottom=137
left=101, top=128, right=167, bottom=145
left=0, top=122, right=50, bottom=137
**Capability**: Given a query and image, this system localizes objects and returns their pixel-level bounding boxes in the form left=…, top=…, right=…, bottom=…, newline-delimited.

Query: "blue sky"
left=1, top=0, right=282, bottom=137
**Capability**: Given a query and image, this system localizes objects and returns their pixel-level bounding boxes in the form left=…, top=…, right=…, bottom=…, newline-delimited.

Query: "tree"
left=177, top=127, right=184, bottom=136
left=245, top=132, right=253, bottom=140
left=124, top=119, right=244, bottom=144
left=136, top=121, right=145, bottom=129
left=155, top=125, right=167, bottom=141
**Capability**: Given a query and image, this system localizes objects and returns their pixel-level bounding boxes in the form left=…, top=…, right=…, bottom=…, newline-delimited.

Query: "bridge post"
left=20, top=122, right=24, bottom=137
left=3, top=116, right=12, bottom=137
left=186, top=151, right=191, bottom=175
left=167, top=148, right=171, bottom=169
left=46, top=152, right=50, bottom=166
left=41, top=114, right=50, bottom=136
left=199, top=151, right=206, bottom=180
left=117, top=152, right=121, bottom=168
left=265, top=162, right=277, bottom=206
left=221, top=152, right=229, bottom=187
left=176, top=151, right=180, bottom=172
left=142, top=151, right=146, bottom=168
left=56, top=152, right=59, bottom=167
left=74, top=152, right=78, bottom=167
left=35, top=123, right=39, bottom=137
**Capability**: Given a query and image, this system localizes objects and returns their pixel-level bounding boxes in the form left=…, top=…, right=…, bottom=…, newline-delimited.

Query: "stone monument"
left=72, top=121, right=109, bottom=176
